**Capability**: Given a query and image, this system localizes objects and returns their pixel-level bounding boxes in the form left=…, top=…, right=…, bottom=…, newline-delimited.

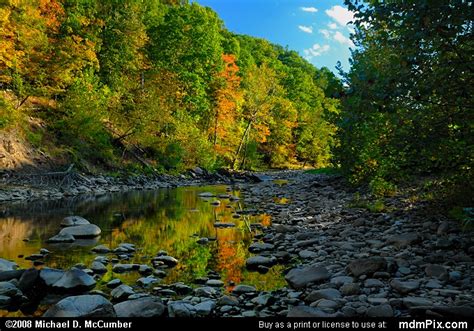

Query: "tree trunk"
left=233, top=120, right=252, bottom=169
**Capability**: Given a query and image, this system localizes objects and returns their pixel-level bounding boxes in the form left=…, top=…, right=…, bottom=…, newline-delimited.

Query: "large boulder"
left=245, top=256, right=277, bottom=270
left=43, top=295, right=116, bottom=317
left=39, top=268, right=65, bottom=286
left=386, top=233, right=420, bottom=248
left=59, top=224, right=101, bottom=238
left=347, top=257, right=386, bottom=277
left=51, top=268, right=96, bottom=292
left=61, top=216, right=90, bottom=227
left=285, top=265, right=330, bottom=289
left=0, top=270, right=24, bottom=282
left=0, top=258, right=18, bottom=272
left=114, top=297, right=165, bottom=317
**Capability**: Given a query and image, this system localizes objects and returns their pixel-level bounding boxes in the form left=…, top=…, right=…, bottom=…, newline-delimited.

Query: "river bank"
left=0, top=170, right=473, bottom=317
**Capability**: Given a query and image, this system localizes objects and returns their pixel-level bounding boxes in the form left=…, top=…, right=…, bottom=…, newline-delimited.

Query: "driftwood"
left=16, top=164, right=76, bottom=189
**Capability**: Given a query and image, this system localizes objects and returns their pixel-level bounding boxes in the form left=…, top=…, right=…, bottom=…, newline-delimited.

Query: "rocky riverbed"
left=0, top=171, right=473, bottom=317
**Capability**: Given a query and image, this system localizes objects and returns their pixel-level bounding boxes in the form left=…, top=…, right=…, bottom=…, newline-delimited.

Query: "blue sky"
left=194, top=0, right=355, bottom=74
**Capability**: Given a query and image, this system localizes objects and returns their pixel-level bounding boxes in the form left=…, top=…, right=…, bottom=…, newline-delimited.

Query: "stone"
left=0, top=282, right=23, bottom=298
left=197, top=238, right=209, bottom=245
left=91, top=245, right=110, bottom=254
left=61, top=216, right=90, bottom=227
left=114, top=297, right=165, bottom=317
left=248, top=242, right=275, bottom=253
left=217, top=295, right=239, bottom=306
left=168, top=301, right=196, bottom=317
left=111, top=285, right=134, bottom=301
left=425, top=264, right=448, bottom=280
left=306, top=289, right=341, bottom=302
left=118, top=243, right=135, bottom=252
left=232, top=285, right=257, bottom=295
left=153, top=255, right=178, bottom=267
left=366, top=304, right=393, bottom=317
left=112, top=264, right=136, bottom=273
left=0, top=258, right=18, bottom=272
left=195, top=300, right=216, bottom=316
left=213, top=222, right=236, bottom=228
left=347, top=257, right=386, bottom=277
left=210, top=200, right=221, bottom=206
left=18, top=268, right=39, bottom=291
left=106, top=279, right=122, bottom=288
left=285, top=265, right=330, bottom=289
left=0, top=270, right=24, bottom=282
left=194, top=286, right=217, bottom=297
left=46, top=233, right=75, bottom=243
left=206, top=279, right=224, bottom=287
left=43, top=295, right=115, bottom=317
left=137, top=277, right=158, bottom=287
left=425, top=280, right=442, bottom=289
left=39, top=268, right=65, bottom=286
left=403, top=297, right=433, bottom=308
left=59, top=224, right=101, bottom=238
left=431, top=306, right=474, bottom=318
left=138, top=265, right=153, bottom=275
left=0, top=295, right=11, bottom=307
left=315, top=299, right=339, bottom=310
left=52, top=268, right=96, bottom=292
left=287, top=306, right=334, bottom=317
left=90, top=262, right=107, bottom=274
left=198, top=192, right=215, bottom=197
left=246, top=256, right=277, bottom=270
left=386, top=233, right=420, bottom=247
left=299, top=250, right=318, bottom=259
left=330, top=276, right=354, bottom=286
left=364, top=278, right=385, bottom=288
left=390, top=279, right=420, bottom=294
left=172, top=283, right=193, bottom=295
left=340, top=283, right=360, bottom=296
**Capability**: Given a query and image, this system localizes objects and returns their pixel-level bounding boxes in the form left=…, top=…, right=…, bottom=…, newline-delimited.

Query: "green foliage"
left=0, top=95, right=16, bottom=129
left=368, top=177, right=397, bottom=198
left=305, top=167, right=340, bottom=175
left=334, top=0, right=473, bottom=203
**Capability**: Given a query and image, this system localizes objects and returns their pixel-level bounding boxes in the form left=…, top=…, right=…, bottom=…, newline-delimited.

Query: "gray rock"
left=347, top=257, right=386, bottom=277
left=43, top=295, right=115, bottom=317
left=431, top=306, right=474, bottom=318
left=306, top=289, right=341, bottom=302
left=340, top=283, right=360, bottom=296
left=364, top=278, right=385, bottom=288
left=206, top=279, right=224, bottom=287
left=316, top=299, right=340, bottom=310
left=114, top=297, right=165, bottom=317
left=106, top=279, right=122, bottom=288
left=153, top=255, right=178, bottom=267
left=285, top=265, right=330, bottom=289
left=46, top=233, right=75, bottom=243
left=39, top=268, right=65, bottom=286
left=246, top=256, right=277, bottom=270
left=197, top=238, right=209, bottom=245
left=366, top=304, right=393, bottom=317
left=248, top=242, right=275, bottom=253
left=0, top=282, right=23, bottom=298
left=330, top=276, right=354, bottom=286
left=403, top=297, right=433, bottom=308
left=425, top=280, right=442, bottom=289
left=138, top=265, right=153, bottom=275
left=137, top=276, right=158, bottom=287
left=90, top=262, right=107, bottom=274
left=59, top=224, right=101, bottom=238
left=232, top=285, right=257, bottom=295
left=194, top=286, right=217, bottom=297
left=61, top=216, right=90, bottom=227
left=52, top=268, right=96, bottom=292
left=18, top=268, right=39, bottom=291
left=198, top=192, right=215, bottom=197
left=0, top=259, right=18, bottom=272
left=0, top=270, right=24, bottom=282
left=112, top=264, right=136, bottom=273
left=213, top=222, right=236, bottom=228
left=425, top=264, right=448, bottom=280
left=0, top=295, right=11, bottom=307
left=287, top=306, right=334, bottom=317
left=111, top=285, right=134, bottom=301
left=390, top=279, right=420, bottom=294
left=386, top=233, right=420, bottom=247
left=168, top=301, right=196, bottom=317
left=195, top=300, right=216, bottom=316
left=299, top=250, right=318, bottom=259
left=217, top=295, right=239, bottom=306
left=91, top=245, right=110, bottom=254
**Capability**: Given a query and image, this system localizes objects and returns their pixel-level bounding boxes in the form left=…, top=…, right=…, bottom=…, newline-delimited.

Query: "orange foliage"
left=211, top=54, right=242, bottom=159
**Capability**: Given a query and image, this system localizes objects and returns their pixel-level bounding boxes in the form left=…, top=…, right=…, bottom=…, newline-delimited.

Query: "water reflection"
left=0, top=186, right=285, bottom=298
